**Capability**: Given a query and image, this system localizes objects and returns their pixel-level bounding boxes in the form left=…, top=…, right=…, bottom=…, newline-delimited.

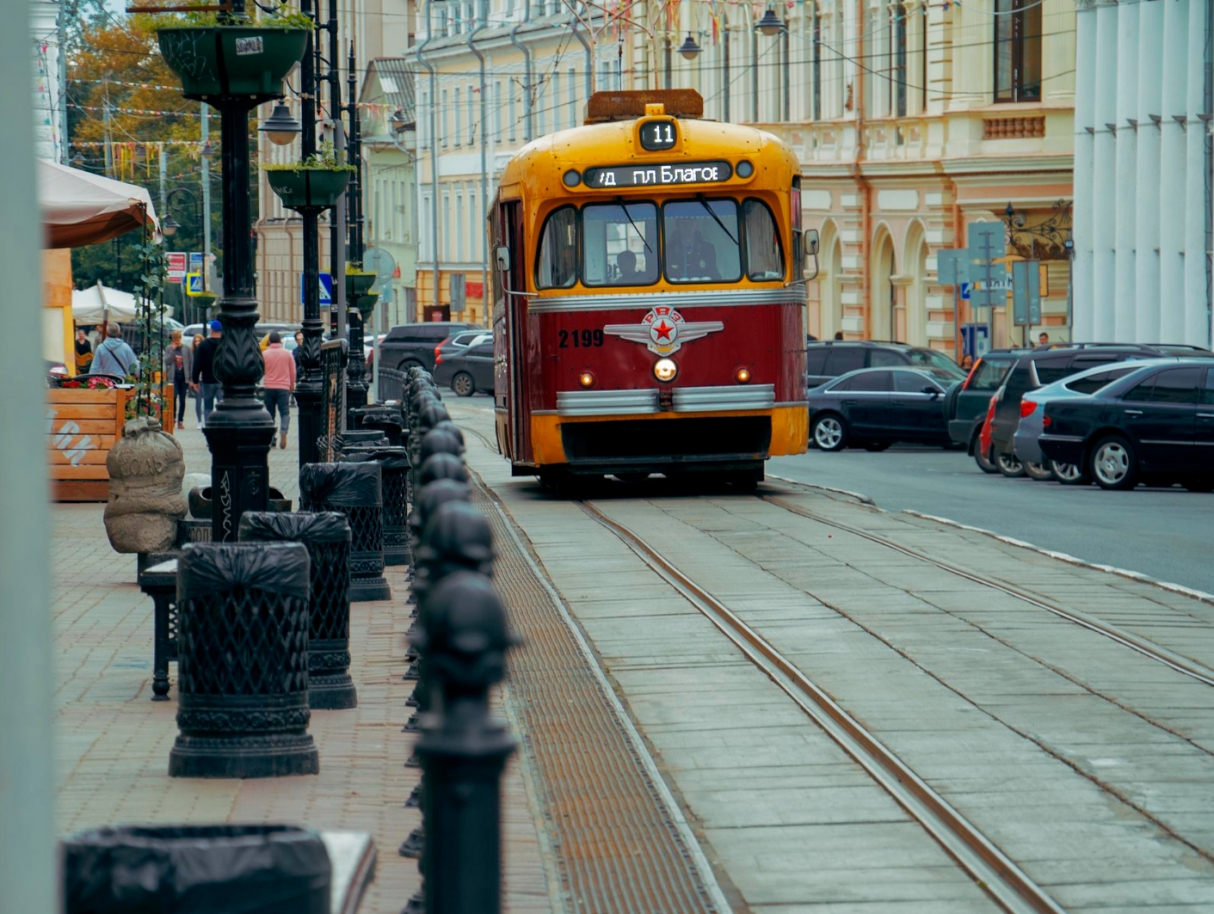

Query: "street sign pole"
left=967, top=223, right=1006, bottom=350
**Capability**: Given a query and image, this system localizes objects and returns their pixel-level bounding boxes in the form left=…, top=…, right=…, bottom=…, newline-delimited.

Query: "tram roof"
left=497, top=115, right=800, bottom=198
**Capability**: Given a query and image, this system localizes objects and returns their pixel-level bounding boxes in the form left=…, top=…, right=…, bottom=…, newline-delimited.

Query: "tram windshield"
left=534, top=196, right=787, bottom=290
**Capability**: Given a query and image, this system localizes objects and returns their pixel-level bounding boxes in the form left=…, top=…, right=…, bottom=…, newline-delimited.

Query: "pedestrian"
left=1037, top=331, right=1050, bottom=347
left=191, top=320, right=223, bottom=425
left=74, top=328, right=94, bottom=375
left=190, top=334, right=205, bottom=425
left=163, top=329, right=192, bottom=430
left=261, top=330, right=296, bottom=450
left=833, top=330, right=844, bottom=340
left=961, top=354, right=974, bottom=370
left=90, top=324, right=139, bottom=379
left=292, top=330, right=304, bottom=374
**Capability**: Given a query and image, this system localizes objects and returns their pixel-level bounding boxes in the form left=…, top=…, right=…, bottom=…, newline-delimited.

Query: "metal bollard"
left=415, top=571, right=517, bottom=914
left=239, top=511, right=356, bottom=710
left=170, top=542, right=318, bottom=778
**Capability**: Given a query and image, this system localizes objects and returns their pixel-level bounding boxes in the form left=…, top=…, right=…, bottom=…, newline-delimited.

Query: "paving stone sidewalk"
left=51, top=419, right=555, bottom=914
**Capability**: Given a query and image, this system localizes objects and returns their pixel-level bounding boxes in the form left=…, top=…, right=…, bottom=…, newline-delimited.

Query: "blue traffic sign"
left=960, top=282, right=971, bottom=300
left=300, top=272, right=332, bottom=306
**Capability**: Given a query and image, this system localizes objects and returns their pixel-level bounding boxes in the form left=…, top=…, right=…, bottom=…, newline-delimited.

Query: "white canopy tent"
left=71, top=283, right=140, bottom=324
left=39, top=159, right=160, bottom=248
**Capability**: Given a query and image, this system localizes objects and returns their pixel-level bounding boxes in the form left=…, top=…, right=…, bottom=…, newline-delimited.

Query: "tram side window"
left=536, top=206, right=579, bottom=290
left=582, top=203, right=659, bottom=287
left=663, top=199, right=742, bottom=283
left=743, top=200, right=784, bottom=281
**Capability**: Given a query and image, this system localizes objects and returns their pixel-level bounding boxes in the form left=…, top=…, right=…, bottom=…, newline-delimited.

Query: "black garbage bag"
left=177, top=542, right=310, bottom=604
left=62, top=824, right=331, bottom=914
left=340, top=446, right=411, bottom=470
left=239, top=511, right=351, bottom=545
left=299, top=461, right=382, bottom=508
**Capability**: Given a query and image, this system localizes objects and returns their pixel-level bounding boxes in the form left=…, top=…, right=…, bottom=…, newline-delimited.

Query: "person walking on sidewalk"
left=163, top=329, right=193, bottom=430
left=190, top=334, right=205, bottom=425
left=191, top=321, right=223, bottom=425
left=262, top=330, right=296, bottom=449
left=90, top=324, right=139, bottom=379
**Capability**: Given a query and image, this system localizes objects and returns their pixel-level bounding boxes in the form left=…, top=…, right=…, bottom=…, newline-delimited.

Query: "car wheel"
left=1024, top=460, right=1054, bottom=481
left=973, top=432, right=998, bottom=474
left=863, top=441, right=891, bottom=452
left=451, top=371, right=475, bottom=397
left=1090, top=435, right=1139, bottom=491
left=399, top=358, right=423, bottom=372
left=996, top=451, right=1025, bottom=478
left=1050, top=460, right=1090, bottom=486
left=811, top=414, right=848, bottom=452
left=1183, top=477, right=1214, bottom=493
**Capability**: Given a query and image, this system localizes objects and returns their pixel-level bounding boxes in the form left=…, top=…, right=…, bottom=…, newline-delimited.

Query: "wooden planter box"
left=47, top=387, right=175, bottom=502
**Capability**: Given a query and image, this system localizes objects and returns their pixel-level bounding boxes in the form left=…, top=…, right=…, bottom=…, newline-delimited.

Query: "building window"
left=495, top=80, right=504, bottom=140
left=468, top=83, right=475, bottom=143
left=892, top=6, right=907, bottom=117
left=994, top=0, right=1042, bottom=103
left=454, top=87, right=461, bottom=145
left=456, top=192, right=464, bottom=261
left=568, top=68, right=577, bottom=127
left=811, top=8, right=821, bottom=121
left=508, top=82, right=517, bottom=141
left=441, top=89, right=449, bottom=146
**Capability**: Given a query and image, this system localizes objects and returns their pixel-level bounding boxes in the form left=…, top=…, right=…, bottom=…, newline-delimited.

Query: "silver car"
left=1013, top=358, right=1179, bottom=472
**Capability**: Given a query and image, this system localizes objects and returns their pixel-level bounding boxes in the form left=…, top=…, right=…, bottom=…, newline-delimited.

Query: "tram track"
left=579, top=499, right=1067, bottom=914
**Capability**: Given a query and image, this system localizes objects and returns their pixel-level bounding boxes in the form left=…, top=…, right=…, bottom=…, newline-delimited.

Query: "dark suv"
left=946, top=349, right=1030, bottom=451
left=987, top=344, right=1212, bottom=458
left=378, top=321, right=483, bottom=372
left=806, top=341, right=966, bottom=389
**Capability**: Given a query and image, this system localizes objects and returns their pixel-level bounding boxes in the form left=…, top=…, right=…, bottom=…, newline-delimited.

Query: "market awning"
left=39, top=159, right=160, bottom=249
left=71, top=283, right=140, bottom=324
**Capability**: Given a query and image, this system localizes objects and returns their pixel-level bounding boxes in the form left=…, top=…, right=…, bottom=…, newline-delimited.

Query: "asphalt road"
left=452, top=394, right=1214, bottom=594
left=770, top=446, right=1214, bottom=595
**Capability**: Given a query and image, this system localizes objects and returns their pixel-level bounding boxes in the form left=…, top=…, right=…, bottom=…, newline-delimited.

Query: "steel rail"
left=762, top=493, right=1214, bottom=689
left=580, top=500, right=1067, bottom=914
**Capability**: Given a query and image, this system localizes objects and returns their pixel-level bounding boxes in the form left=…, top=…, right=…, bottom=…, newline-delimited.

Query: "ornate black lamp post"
left=344, top=42, right=372, bottom=418
left=157, top=3, right=310, bottom=540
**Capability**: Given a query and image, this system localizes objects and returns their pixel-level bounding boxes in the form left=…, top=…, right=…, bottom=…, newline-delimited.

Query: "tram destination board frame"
left=583, top=160, right=733, bottom=189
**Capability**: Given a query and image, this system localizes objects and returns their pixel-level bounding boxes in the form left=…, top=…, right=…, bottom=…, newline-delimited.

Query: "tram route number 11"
left=640, top=121, right=677, bottom=151
left=559, top=329, right=605, bottom=348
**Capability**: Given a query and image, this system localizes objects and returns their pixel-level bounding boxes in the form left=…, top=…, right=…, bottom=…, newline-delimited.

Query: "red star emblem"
left=653, top=320, right=674, bottom=340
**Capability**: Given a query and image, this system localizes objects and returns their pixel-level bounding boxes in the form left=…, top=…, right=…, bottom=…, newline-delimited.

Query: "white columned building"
left=1073, top=0, right=1212, bottom=347
left=30, top=0, right=65, bottom=163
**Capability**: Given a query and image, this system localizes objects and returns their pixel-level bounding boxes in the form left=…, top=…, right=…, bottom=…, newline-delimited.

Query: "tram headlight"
left=736, top=160, right=754, bottom=179
left=653, top=358, right=678, bottom=383
left=735, top=366, right=752, bottom=384
left=563, top=169, right=582, bottom=187
left=578, top=370, right=596, bottom=388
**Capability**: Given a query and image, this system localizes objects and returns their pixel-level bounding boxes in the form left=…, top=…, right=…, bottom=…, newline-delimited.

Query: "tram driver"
left=615, top=249, right=643, bottom=284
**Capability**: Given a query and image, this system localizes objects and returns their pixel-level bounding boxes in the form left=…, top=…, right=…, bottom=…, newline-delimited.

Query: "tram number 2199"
left=558, top=329, right=605, bottom=348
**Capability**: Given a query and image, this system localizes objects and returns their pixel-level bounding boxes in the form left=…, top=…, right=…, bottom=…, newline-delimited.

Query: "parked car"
left=1014, top=359, right=1181, bottom=483
left=805, top=341, right=966, bottom=389
left=378, top=321, right=483, bottom=373
left=945, top=349, right=1030, bottom=468
left=436, top=329, right=493, bottom=364
left=1039, top=360, right=1214, bottom=491
left=808, top=367, right=959, bottom=451
left=434, top=340, right=495, bottom=396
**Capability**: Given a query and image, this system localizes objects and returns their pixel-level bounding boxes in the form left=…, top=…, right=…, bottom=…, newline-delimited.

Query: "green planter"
left=355, top=292, right=379, bottom=317
left=157, top=27, right=309, bottom=102
left=345, top=272, right=376, bottom=299
left=266, top=168, right=351, bottom=210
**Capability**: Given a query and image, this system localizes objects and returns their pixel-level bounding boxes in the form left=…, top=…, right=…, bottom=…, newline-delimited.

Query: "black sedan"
left=809, top=367, right=959, bottom=452
left=1039, top=360, right=1214, bottom=490
left=433, top=340, right=495, bottom=397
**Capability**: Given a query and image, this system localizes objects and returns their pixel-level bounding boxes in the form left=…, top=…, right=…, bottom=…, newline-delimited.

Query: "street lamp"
left=161, top=214, right=181, bottom=237
left=678, top=33, right=702, bottom=60
left=755, top=8, right=785, bottom=36
left=755, top=8, right=789, bottom=121
left=260, top=99, right=302, bottom=146
left=201, top=140, right=215, bottom=159
left=71, top=152, right=84, bottom=167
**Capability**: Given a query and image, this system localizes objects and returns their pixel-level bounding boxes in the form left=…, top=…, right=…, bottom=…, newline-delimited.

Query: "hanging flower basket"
left=345, top=270, right=376, bottom=300
left=265, top=168, right=352, bottom=210
left=354, top=292, right=379, bottom=317
left=156, top=26, right=309, bottom=102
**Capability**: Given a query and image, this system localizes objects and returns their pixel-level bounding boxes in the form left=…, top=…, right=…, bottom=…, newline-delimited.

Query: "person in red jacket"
left=262, top=330, right=297, bottom=449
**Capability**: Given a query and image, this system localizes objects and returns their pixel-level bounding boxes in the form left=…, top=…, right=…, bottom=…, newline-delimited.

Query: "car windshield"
left=906, top=349, right=965, bottom=378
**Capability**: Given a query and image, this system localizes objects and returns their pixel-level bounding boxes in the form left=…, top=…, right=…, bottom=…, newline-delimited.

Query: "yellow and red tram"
left=489, top=90, right=818, bottom=487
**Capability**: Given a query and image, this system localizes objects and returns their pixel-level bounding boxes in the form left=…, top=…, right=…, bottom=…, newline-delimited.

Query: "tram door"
left=496, top=200, right=532, bottom=464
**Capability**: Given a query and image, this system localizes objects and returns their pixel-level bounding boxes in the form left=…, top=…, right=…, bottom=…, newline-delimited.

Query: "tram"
left=489, top=89, right=818, bottom=488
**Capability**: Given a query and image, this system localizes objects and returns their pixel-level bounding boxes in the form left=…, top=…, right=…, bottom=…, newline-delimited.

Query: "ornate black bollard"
left=170, top=542, right=318, bottom=778
left=341, top=446, right=411, bottom=566
left=351, top=406, right=404, bottom=447
left=239, top=511, right=357, bottom=710
left=300, top=462, right=391, bottom=603
left=416, top=571, right=517, bottom=914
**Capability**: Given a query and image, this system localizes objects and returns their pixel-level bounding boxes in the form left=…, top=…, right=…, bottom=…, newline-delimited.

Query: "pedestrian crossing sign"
left=184, top=273, right=206, bottom=296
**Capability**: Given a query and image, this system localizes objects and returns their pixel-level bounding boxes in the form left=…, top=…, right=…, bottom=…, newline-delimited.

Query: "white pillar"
left=1158, top=0, right=1189, bottom=343
left=1135, top=0, right=1164, bottom=343
left=1, top=1, right=54, bottom=911
left=1072, top=2, right=1097, bottom=341
left=1113, top=2, right=1138, bottom=341
left=1183, top=0, right=1210, bottom=346
left=1090, top=2, right=1118, bottom=341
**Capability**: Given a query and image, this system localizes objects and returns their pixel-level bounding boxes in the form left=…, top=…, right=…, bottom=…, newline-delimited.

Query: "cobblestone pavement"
left=52, top=418, right=555, bottom=914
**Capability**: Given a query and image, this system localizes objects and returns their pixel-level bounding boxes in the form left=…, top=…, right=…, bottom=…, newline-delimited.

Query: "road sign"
left=300, top=272, right=333, bottom=306
left=962, top=323, right=990, bottom=358
left=167, top=251, right=186, bottom=283
left=188, top=251, right=203, bottom=273
left=936, top=249, right=969, bottom=287
left=184, top=273, right=206, bottom=296
left=449, top=274, right=466, bottom=313
left=960, top=282, right=971, bottom=300
left=967, top=223, right=1006, bottom=261
left=1012, top=259, right=1042, bottom=325
left=363, top=248, right=396, bottom=292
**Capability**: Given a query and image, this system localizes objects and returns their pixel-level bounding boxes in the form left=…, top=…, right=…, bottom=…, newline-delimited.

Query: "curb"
left=767, top=473, right=877, bottom=506
left=903, top=509, right=1214, bottom=608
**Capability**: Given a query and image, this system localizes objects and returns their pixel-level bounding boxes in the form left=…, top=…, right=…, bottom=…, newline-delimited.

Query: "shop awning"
left=71, top=283, right=140, bottom=324
left=39, top=160, right=160, bottom=249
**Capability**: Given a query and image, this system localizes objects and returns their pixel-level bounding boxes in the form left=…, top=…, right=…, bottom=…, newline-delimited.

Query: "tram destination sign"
left=582, top=160, right=733, bottom=189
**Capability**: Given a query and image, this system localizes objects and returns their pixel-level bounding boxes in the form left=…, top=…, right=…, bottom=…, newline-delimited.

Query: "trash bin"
left=240, top=511, right=356, bottom=710
left=300, top=461, right=391, bottom=602
left=170, top=542, right=318, bottom=779
left=340, top=429, right=388, bottom=453
left=63, top=824, right=330, bottom=914
left=350, top=406, right=404, bottom=446
left=341, top=446, right=411, bottom=566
